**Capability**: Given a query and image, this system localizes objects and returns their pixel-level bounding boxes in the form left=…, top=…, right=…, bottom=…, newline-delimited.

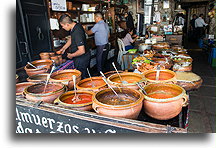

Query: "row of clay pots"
left=40, top=52, right=63, bottom=66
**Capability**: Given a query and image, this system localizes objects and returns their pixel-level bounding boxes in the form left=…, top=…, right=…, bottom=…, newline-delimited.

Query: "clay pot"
left=76, top=77, right=107, bottom=92
left=92, top=88, right=144, bottom=119
left=104, top=70, right=124, bottom=78
left=143, top=83, right=188, bottom=120
left=172, top=63, right=192, bottom=72
left=39, top=52, right=50, bottom=60
left=175, top=72, right=203, bottom=91
left=24, top=59, right=53, bottom=76
left=57, top=55, right=63, bottom=65
left=152, top=57, right=173, bottom=69
left=51, top=56, right=59, bottom=65
left=23, top=82, right=67, bottom=103
left=54, top=90, right=95, bottom=111
left=107, top=72, right=145, bottom=90
left=16, top=82, right=36, bottom=96
left=50, top=69, right=81, bottom=90
left=143, top=69, right=177, bottom=84
left=49, top=52, right=55, bottom=57
left=152, top=42, right=170, bottom=50
left=27, top=73, right=49, bottom=83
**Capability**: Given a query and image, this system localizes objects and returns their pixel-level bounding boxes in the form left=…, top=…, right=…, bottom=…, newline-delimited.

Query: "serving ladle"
left=155, top=65, right=161, bottom=81
left=27, top=62, right=37, bottom=69
left=43, top=65, right=55, bottom=93
left=71, top=75, right=81, bottom=102
left=87, top=68, right=95, bottom=88
left=112, top=62, right=128, bottom=84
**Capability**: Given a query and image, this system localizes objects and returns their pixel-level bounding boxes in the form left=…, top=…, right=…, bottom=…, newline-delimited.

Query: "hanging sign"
left=51, top=0, right=67, bottom=11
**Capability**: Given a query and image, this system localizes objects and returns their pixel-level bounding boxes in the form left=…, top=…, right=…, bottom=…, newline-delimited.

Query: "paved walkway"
left=187, top=47, right=216, bottom=133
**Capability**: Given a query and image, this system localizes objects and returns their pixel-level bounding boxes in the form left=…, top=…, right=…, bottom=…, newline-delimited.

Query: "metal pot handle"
left=182, top=94, right=189, bottom=107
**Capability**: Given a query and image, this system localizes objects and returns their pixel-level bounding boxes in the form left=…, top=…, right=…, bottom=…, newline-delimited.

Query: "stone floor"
left=186, top=43, right=216, bottom=133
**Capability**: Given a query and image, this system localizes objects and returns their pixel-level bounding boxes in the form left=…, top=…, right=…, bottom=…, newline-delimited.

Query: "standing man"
left=195, top=14, right=208, bottom=40
left=84, top=12, right=109, bottom=74
left=190, top=14, right=197, bottom=40
left=57, top=14, right=90, bottom=79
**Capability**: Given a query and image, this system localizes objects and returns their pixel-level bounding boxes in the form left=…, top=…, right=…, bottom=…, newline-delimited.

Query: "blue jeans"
left=125, top=45, right=134, bottom=51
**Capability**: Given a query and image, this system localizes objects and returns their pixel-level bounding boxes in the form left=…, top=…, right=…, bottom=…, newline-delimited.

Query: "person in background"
left=195, top=14, right=208, bottom=40
left=84, top=12, right=109, bottom=74
left=190, top=14, right=197, bottom=41
left=124, top=11, right=134, bottom=30
left=122, top=28, right=139, bottom=51
left=56, top=14, right=90, bottom=79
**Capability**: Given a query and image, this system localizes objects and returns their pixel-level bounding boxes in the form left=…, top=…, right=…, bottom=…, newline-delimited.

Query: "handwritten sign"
left=51, top=0, right=66, bottom=11
left=16, top=105, right=141, bottom=133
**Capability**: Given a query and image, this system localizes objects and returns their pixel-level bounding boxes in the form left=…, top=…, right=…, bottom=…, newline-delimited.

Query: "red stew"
left=146, top=72, right=174, bottom=80
left=147, top=93, right=175, bottom=99
left=63, top=94, right=92, bottom=104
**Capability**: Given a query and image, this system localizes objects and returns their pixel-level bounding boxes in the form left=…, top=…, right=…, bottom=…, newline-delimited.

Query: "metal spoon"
left=87, top=68, right=95, bottom=88
left=155, top=65, right=161, bottom=81
left=43, top=66, right=55, bottom=93
left=102, top=77, right=121, bottom=101
left=112, top=62, right=128, bottom=84
left=136, top=82, right=147, bottom=95
left=72, top=75, right=81, bottom=102
left=27, top=62, right=37, bottom=69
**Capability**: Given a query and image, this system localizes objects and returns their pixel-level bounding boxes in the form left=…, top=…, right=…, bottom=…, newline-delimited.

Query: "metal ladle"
left=27, top=62, right=37, bottom=69
left=112, top=62, right=128, bottom=84
left=72, top=75, right=81, bottom=102
left=155, top=65, right=161, bottom=81
left=43, top=66, right=55, bottom=93
left=87, top=68, right=95, bottom=88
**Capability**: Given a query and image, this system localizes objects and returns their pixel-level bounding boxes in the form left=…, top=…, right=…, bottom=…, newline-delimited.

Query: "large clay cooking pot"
left=50, top=69, right=81, bottom=90
left=24, top=59, right=53, bottom=76
left=54, top=90, right=95, bottom=111
left=107, top=72, right=145, bottom=90
left=76, top=77, right=107, bottom=92
left=23, top=82, right=67, bottom=103
left=152, top=57, right=173, bottom=69
left=92, top=88, right=144, bottom=119
left=143, top=69, right=176, bottom=84
left=143, top=83, right=188, bottom=120
left=27, top=73, right=49, bottom=83
left=16, top=82, right=36, bottom=96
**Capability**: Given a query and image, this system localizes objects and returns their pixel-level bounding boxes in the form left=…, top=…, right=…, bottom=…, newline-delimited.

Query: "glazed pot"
left=175, top=72, right=203, bottom=91
left=92, top=87, right=144, bottom=119
left=152, top=42, right=170, bottom=50
left=50, top=69, right=81, bottom=90
left=24, top=59, right=53, bottom=76
left=104, top=70, right=124, bottom=78
left=27, top=73, right=49, bottom=83
left=143, top=83, right=188, bottom=120
left=23, top=82, right=67, bottom=103
left=152, top=57, right=173, bottom=69
left=54, top=90, right=95, bottom=111
left=16, top=82, right=36, bottom=96
left=107, top=72, right=145, bottom=90
left=76, top=77, right=107, bottom=92
left=143, top=69, right=177, bottom=84
left=39, top=52, right=50, bottom=60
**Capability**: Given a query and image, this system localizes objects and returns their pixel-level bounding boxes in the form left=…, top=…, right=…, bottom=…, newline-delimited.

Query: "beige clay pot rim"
left=143, top=69, right=176, bottom=83
left=16, top=82, right=36, bottom=96
left=23, top=82, right=67, bottom=97
left=50, top=69, right=81, bottom=82
left=55, top=90, right=95, bottom=107
left=143, top=83, right=186, bottom=103
left=93, top=88, right=144, bottom=109
left=107, top=72, right=145, bottom=86
left=76, top=77, right=106, bottom=90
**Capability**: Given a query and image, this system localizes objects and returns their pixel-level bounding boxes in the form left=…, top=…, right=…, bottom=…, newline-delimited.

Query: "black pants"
left=196, top=27, right=205, bottom=40
left=73, top=52, right=91, bottom=79
left=96, top=44, right=109, bottom=73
